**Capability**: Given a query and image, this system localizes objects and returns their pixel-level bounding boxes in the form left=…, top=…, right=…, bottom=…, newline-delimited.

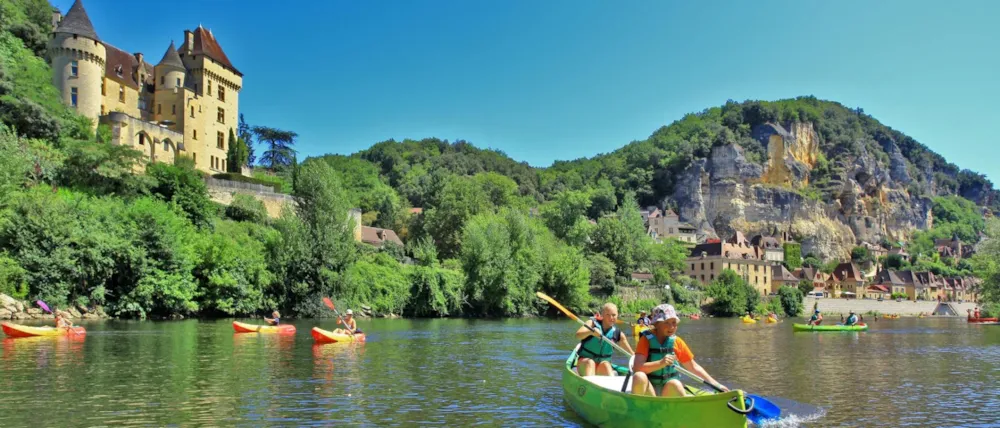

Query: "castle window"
left=101, top=105, right=105, bottom=115
left=218, top=86, right=225, bottom=102
left=193, top=129, right=197, bottom=140
left=71, top=61, right=78, bottom=77
left=172, top=105, right=176, bottom=115
left=115, top=65, right=123, bottom=77
left=101, top=80, right=106, bottom=96
left=223, top=159, right=227, bottom=171
left=157, top=104, right=161, bottom=114
left=190, top=106, right=194, bottom=117
left=139, top=134, right=145, bottom=145
left=176, top=77, right=181, bottom=87
left=164, top=141, right=169, bottom=152
left=208, top=81, right=212, bottom=95
left=193, top=153, right=196, bottom=164
left=70, top=87, right=77, bottom=107
left=217, top=131, right=224, bottom=149
left=119, top=86, right=125, bottom=102
left=161, top=76, right=164, bottom=85
left=217, top=107, right=225, bottom=124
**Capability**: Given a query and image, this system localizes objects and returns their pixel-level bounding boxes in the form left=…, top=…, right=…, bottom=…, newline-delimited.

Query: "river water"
left=1, top=317, right=998, bottom=427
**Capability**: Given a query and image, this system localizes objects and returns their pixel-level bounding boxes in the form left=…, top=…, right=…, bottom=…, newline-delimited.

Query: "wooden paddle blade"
left=535, top=292, right=583, bottom=324
left=322, top=297, right=335, bottom=310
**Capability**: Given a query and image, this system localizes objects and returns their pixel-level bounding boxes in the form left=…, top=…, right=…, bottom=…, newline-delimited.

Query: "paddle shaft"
left=330, top=308, right=356, bottom=342
left=535, top=292, right=726, bottom=393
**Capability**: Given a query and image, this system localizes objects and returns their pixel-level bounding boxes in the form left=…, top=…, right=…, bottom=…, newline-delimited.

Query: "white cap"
left=345, top=309, right=353, bottom=315
left=651, top=304, right=679, bottom=324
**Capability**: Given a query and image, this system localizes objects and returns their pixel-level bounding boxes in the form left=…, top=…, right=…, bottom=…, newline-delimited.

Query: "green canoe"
left=562, top=345, right=750, bottom=428
left=792, top=323, right=868, bottom=332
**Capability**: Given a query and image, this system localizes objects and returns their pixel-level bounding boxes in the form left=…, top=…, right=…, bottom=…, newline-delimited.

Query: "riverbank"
left=0, top=294, right=109, bottom=321
left=804, top=297, right=981, bottom=317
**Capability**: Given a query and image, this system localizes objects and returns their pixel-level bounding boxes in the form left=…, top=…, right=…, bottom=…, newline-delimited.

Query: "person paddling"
left=334, top=309, right=363, bottom=336
left=631, top=304, right=728, bottom=397
left=843, top=310, right=860, bottom=326
left=636, top=311, right=651, bottom=326
left=54, top=310, right=72, bottom=329
left=574, top=302, right=632, bottom=376
left=808, top=309, right=823, bottom=326
left=264, top=311, right=281, bottom=326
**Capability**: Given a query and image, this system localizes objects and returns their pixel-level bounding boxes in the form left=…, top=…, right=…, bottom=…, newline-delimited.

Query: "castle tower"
left=153, top=41, right=187, bottom=129
left=48, top=0, right=105, bottom=126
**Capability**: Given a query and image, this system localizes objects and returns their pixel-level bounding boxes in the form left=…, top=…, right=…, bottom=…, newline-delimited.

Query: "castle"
left=48, top=0, right=242, bottom=174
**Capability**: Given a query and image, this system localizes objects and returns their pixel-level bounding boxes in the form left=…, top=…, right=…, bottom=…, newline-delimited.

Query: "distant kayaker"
left=631, top=304, right=727, bottom=397
left=808, top=310, right=823, bottom=326
left=264, top=311, right=281, bottom=325
left=575, top=302, right=632, bottom=377
left=974, top=307, right=981, bottom=319
left=767, top=312, right=778, bottom=322
left=334, top=309, right=363, bottom=336
left=844, top=311, right=859, bottom=326
left=636, top=311, right=651, bottom=326
left=54, top=310, right=71, bottom=329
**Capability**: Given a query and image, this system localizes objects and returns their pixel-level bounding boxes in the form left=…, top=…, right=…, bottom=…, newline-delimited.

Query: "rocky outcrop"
left=667, top=121, right=936, bottom=260
left=0, top=294, right=109, bottom=320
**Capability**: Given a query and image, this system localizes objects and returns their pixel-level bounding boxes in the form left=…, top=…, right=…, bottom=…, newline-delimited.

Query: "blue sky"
left=59, top=0, right=1000, bottom=182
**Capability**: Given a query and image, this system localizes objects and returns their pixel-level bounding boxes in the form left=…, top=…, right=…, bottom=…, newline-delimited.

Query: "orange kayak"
left=1, top=322, right=86, bottom=338
left=311, top=326, right=366, bottom=343
left=968, top=317, right=999, bottom=323
left=232, top=321, right=296, bottom=334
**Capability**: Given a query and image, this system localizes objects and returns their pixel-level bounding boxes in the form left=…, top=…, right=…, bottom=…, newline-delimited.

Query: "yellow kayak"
left=232, top=321, right=296, bottom=334
left=741, top=317, right=757, bottom=324
left=632, top=324, right=650, bottom=336
left=2, top=322, right=86, bottom=338
left=765, top=317, right=778, bottom=324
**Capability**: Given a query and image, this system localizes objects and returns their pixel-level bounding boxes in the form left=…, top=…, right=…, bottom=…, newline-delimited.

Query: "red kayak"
left=968, top=317, right=999, bottom=323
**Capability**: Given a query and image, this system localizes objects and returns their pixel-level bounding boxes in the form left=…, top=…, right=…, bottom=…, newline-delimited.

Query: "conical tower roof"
left=55, top=0, right=100, bottom=41
left=157, top=41, right=185, bottom=70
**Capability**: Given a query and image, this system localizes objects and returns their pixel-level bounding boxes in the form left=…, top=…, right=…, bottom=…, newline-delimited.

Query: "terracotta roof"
left=868, top=285, right=889, bottom=293
left=688, top=239, right=762, bottom=260
left=103, top=44, right=139, bottom=89
left=831, top=262, right=864, bottom=282
left=726, top=231, right=749, bottom=247
left=157, top=41, right=185, bottom=70
left=750, top=235, right=781, bottom=249
left=409, top=207, right=423, bottom=215
left=360, top=226, right=403, bottom=247
left=55, top=0, right=99, bottom=41
left=772, top=265, right=798, bottom=282
left=191, top=27, right=241, bottom=76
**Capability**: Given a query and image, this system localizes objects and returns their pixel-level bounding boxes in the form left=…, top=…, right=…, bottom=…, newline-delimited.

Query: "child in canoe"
left=264, top=311, right=281, bottom=325
left=333, top=309, right=363, bottom=335
left=574, top=302, right=633, bottom=376
left=631, top=304, right=728, bottom=397
left=808, top=309, right=823, bottom=326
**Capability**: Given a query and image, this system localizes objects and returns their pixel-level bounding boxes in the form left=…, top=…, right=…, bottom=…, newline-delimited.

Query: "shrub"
left=225, top=194, right=268, bottom=224
left=777, top=286, right=804, bottom=316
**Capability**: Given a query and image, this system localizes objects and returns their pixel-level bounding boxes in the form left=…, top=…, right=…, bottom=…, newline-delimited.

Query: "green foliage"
left=783, top=242, right=802, bottom=270
left=423, top=174, right=491, bottom=259
left=253, top=126, right=297, bottom=172
left=0, top=252, right=28, bottom=298
left=540, top=189, right=593, bottom=247
left=339, top=254, right=410, bottom=316
left=885, top=254, right=910, bottom=270
left=147, top=162, right=213, bottom=228
left=971, top=218, right=1000, bottom=306
left=851, top=246, right=870, bottom=262
left=704, top=269, right=759, bottom=317
left=405, top=264, right=464, bottom=317
left=193, top=221, right=276, bottom=316
left=58, top=139, right=152, bottom=196
left=606, top=295, right=660, bottom=318
left=316, top=155, right=404, bottom=230
left=802, top=254, right=823, bottom=269
left=460, top=208, right=540, bottom=316
left=225, top=194, right=268, bottom=224
left=225, top=128, right=248, bottom=173
left=587, top=252, right=616, bottom=293
left=777, top=286, right=804, bottom=317
left=797, top=278, right=813, bottom=296
left=589, top=192, right=650, bottom=276
left=890, top=292, right=908, bottom=300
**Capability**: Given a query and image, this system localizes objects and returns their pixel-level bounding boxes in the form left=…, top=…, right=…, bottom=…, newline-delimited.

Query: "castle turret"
left=48, top=0, right=105, bottom=125
left=153, top=41, right=187, bottom=128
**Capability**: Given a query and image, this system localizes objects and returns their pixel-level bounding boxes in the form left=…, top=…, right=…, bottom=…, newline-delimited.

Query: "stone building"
left=648, top=209, right=698, bottom=244
left=685, top=232, right=771, bottom=296
left=48, top=0, right=242, bottom=175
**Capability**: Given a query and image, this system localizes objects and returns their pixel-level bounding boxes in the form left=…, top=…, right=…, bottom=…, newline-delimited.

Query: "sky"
left=57, top=0, right=1000, bottom=182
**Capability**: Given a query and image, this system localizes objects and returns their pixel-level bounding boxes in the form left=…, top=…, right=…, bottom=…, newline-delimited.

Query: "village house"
left=770, top=265, right=798, bottom=293
left=647, top=209, right=698, bottom=244
left=793, top=266, right=828, bottom=292
left=826, top=262, right=866, bottom=298
left=861, top=241, right=887, bottom=261
left=630, top=272, right=655, bottom=285
left=870, top=269, right=906, bottom=299
left=349, top=209, right=403, bottom=248
left=750, top=235, right=784, bottom=265
left=686, top=232, right=771, bottom=296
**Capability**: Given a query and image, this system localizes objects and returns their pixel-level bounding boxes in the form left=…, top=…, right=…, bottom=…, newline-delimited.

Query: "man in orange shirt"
left=631, top=304, right=728, bottom=397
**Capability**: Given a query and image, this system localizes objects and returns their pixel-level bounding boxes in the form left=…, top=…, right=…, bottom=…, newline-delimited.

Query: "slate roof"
left=157, top=41, right=186, bottom=70
left=773, top=265, right=798, bottom=282
left=55, top=0, right=100, bottom=41
left=360, top=226, right=403, bottom=247
left=190, top=27, right=241, bottom=76
left=103, top=43, right=139, bottom=89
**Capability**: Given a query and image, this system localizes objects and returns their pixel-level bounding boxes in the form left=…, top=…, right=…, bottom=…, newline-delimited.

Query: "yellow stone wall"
left=180, top=55, right=242, bottom=174
left=101, top=78, right=140, bottom=118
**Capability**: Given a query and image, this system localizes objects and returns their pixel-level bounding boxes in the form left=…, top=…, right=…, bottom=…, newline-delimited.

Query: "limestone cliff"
left=668, top=121, right=934, bottom=261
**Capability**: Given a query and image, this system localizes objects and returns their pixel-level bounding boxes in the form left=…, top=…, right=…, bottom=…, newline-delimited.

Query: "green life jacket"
left=810, top=314, right=819, bottom=322
left=641, top=330, right=679, bottom=386
left=578, top=320, right=620, bottom=363
left=846, top=314, right=858, bottom=325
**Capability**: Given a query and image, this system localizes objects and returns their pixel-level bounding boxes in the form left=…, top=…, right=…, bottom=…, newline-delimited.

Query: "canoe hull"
left=632, top=325, right=649, bottom=336
left=232, top=321, right=296, bottom=334
left=968, top=317, right=998, bottom=323
left=562, top=346, right=748, bottom=428
left=1, top=322, right=86, bottom=338
left=792, top=323, right=868, bottom=332
left=311, top=327, right=366, bottom=343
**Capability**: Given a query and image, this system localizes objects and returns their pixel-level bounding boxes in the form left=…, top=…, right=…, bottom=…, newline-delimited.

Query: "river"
left=1, top=317, right=998, bottom=427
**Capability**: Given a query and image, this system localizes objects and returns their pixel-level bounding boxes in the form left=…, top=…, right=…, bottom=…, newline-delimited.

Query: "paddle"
left=322, top=297, right=356, bottom=342
left=37, top=300, right=75, bottom=329
left=536, top=292, right=780, bottom=424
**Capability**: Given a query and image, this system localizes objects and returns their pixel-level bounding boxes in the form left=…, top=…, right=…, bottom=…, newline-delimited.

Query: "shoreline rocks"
left=0, top=293, right=110, bottom=321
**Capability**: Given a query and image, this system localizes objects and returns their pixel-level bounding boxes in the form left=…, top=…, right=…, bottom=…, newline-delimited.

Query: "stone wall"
left=205, top=180, right=297, bottom=218
left=804, top=297, right=979, bottom=317
left=0, top=294, right=108, bottom=321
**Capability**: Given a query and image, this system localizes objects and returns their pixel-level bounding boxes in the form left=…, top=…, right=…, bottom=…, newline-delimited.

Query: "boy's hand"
left=660, top=354, right=676, bottom=367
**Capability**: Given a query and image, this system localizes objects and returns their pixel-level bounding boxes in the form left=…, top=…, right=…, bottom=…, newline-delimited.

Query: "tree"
left=851, top=246, right=870, bottom=262
left=461, top=208, right=541, bottom=316
left=238, top=114, right=255, bottom=166
left=226, top=128, right=248, bottom=173
left=802, top=254, right=823, bottom=269
left=589, top=191, right=650, bottom=276
left=885, top=253, right=909, bottom=270
left=783, top=242, right=802, bottom=270
left=777, top=286, right=804, bottom=317
left=422, top=175, right=490, bottom=259
left=253, top=126, right=298, bottom=172
left=540, top=189, right=592, bottom=247
left=705, top=270, right=759, bottom=317
left=970, top=218, right=1000, bottom=306
left=797, top=278, right=813, bottom=296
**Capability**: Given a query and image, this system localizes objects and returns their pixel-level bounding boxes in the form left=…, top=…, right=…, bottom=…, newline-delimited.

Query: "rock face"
left=0, top=294, right=111, bottom=321
left=668, top=121, right=935, bottom=261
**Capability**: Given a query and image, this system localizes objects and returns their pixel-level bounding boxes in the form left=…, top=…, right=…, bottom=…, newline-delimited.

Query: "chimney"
left=184, top=30, right=194, bottom=53
left=134, top=52, right=143, bottom=64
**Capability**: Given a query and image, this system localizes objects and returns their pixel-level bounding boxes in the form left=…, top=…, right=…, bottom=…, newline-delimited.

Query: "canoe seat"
left=583, top=375, right=633, bottom=393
